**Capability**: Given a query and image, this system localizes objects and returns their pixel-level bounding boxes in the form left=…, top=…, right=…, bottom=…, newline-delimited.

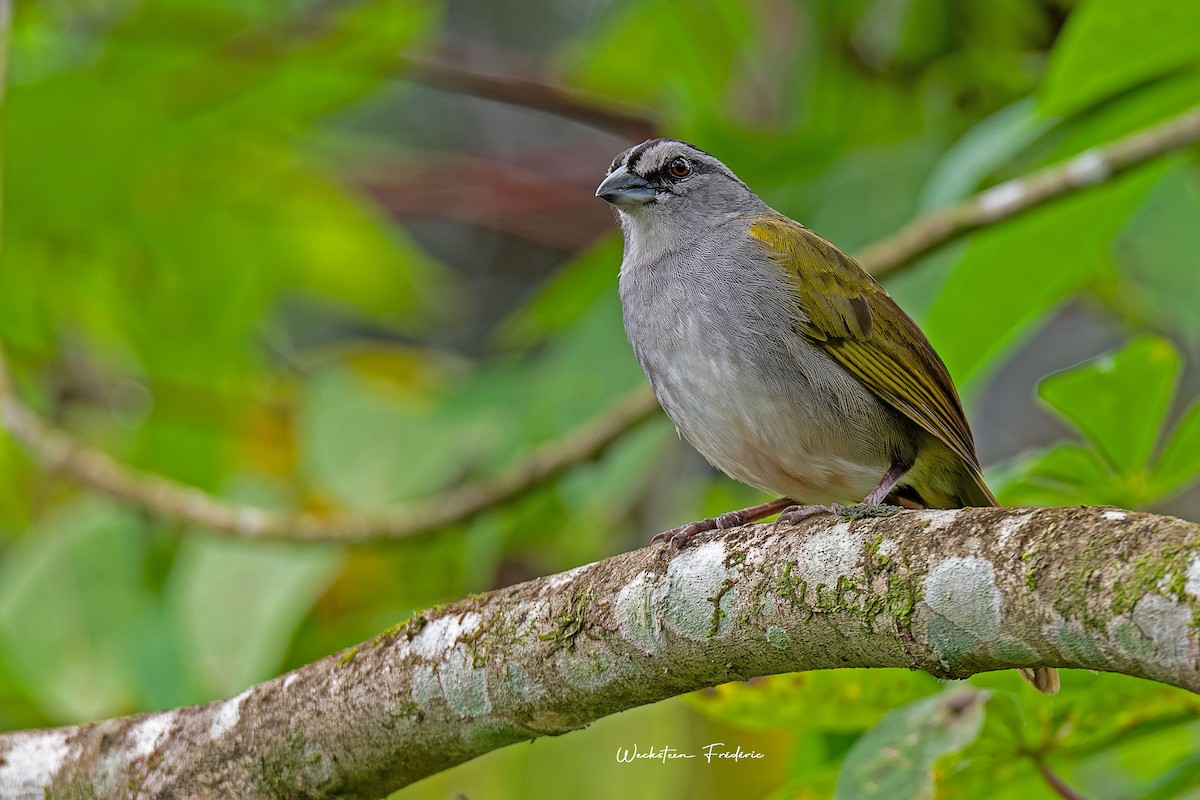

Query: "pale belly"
left=640, top=334, right=902, bottom=503
left=619, top=230, right=916, bottom=504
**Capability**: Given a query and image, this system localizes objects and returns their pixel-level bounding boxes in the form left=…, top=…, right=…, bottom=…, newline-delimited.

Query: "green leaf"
left=807, top=139, right=941, bottom=252
left=690, top=670, right=940, bottom=733
left=168, top=532, right=341, bottom=698
left=1112, top=164, right=1200, bottom=346
left=0, top=499, right=179, bottom=721
left=943, top=673, right=1200, bottom=800
left=992, top=442, right=1116, bottom=508
left=834, top=688, right=988, bottom=800
left=1040, top=0, right=1200, bottom=116
left=299, top=363, right=479, bottom=510
left=493, top=237, right=623, bottom=350
left=924, top=164, right=1163, bottom=386
left=1151, top=401, right=1200, bottom=499
left=1038, top=335, right=1179, bottom=474
left=560, top=0, right=759, bottom=133
left=920, top=97, right=1058, bottom=211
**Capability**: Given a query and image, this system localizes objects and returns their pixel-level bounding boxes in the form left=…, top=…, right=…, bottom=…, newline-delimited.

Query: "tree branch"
left=2, top=506, right=1197, bottom=797
left=2, top=109, right=1199, bottom=542
left=0, top=345, right=660, bottom=542
left=401, top=54, right=658, bottom=141
left=860, top=106, right=1200, bottom=278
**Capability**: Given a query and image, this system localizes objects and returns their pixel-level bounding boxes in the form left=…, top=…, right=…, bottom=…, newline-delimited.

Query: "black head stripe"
left=625, top=139, right=667, bottom=173
left=627, top=138, right=714, bottom=174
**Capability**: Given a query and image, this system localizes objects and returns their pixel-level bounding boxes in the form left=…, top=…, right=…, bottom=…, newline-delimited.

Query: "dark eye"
left=668, top=157, right=691, bottom=178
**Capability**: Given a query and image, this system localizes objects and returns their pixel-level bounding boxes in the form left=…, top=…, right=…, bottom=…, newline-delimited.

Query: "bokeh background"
left=3, top=0, right=1200, bottom=797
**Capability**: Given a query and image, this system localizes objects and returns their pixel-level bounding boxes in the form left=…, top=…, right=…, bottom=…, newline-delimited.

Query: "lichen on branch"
left=3, top=505, right=1199, bottom=798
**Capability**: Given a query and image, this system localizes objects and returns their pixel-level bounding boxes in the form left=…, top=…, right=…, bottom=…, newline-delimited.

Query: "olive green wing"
left=747, top=215, right=985, bottom=477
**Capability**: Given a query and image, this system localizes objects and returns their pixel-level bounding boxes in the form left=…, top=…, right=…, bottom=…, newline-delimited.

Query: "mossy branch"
left=3, top=506, right=1199, bottom=798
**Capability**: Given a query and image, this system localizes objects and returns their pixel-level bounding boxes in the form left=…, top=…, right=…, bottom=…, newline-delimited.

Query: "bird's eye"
left=668, top=157, right=691, bottom=178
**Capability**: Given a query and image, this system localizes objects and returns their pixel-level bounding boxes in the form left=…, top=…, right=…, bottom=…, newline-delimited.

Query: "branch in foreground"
left=3, top=506, right=1198, bottom=798
left=860, top=106, right=1200, bottom=278
left=0, top=346, right=659, bottom=542
left=2, top=108, right=1198, bottom=543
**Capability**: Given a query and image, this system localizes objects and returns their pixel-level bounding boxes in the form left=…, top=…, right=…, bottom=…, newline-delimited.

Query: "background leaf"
left=1040, top=0, right=1200, bottom=117
left=1038, top=335, right=1178, bottom=475
left=834, top=688, right=988, bottom=800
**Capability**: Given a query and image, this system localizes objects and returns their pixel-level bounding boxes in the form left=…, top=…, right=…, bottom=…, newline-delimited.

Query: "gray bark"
left=2, top=505, right=1200, bottom=799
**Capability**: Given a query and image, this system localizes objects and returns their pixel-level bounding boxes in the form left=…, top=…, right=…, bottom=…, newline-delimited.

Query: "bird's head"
left=595, top=139, right=764, bottom=228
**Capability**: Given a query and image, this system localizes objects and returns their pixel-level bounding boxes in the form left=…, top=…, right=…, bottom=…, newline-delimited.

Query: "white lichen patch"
left=1185, top=556, right=1200, bottom=599
left=923, top=557, right=1002, bottom=666
left=544, top=564, right=589, bottom=591
left=796, top=522, right=866, bottom=582
left=283, top=673, right=299, bottom=690
left=662, top=540, right=737, bottom=640
left=995, top=512, right=1034, bottom=548
left=616, top=570, right=665, bottom=653
left=438, top=645, right=491, bottom=717
left=919, top=510, right=961, bottom=533
left=978, top=181, right=1026, bottom=220
left=129, top=711, right=177, bottom=760
left=0, top=730, right=70, bottom=796
left=92, top=750, right=126, bottom=797
left=1129, top=594, right=1193, bottom=668
left=556, top=644, right=622, bottom=690
left=1103, top=510, right=1127, bottom=521
left=498, top=664, right=546, bottom=704
left=925, top=558, right=1002, bottom=638
left=1065, top=149, right=1111, bottom=185
left=411, top=664, right=444, bottom=708
left=743, top=530, right=786, bottom=562
left=233, top=506, right=272, bottom=536
left=875, top=536, right=899, bottom=558
left=411, top=612, right=481, bottom=659
left=209, top=688, right=252, bottom=739
left=1050, top=620, right=1109, bottom=668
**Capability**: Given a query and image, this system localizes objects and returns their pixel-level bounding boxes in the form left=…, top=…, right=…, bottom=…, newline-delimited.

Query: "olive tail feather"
left=1019, top=667, right=1061, bottom=695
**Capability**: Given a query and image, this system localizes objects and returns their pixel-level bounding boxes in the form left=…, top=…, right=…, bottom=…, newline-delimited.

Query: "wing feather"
left=747, top=215, right=981, bottom=471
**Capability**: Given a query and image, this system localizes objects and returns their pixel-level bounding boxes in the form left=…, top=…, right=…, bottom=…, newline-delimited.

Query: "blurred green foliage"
left=2, top=0, right=1200, bottom=798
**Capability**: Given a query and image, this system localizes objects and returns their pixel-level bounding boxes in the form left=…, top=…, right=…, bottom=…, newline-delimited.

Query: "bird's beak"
left=596, top=167, right=657, bottom=208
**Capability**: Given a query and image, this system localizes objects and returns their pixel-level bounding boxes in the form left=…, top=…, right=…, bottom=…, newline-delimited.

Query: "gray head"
left=595, top=139, right=768, bottom=228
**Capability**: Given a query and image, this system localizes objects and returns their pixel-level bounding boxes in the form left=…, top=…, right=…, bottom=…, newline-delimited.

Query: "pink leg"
left=862, top=460, right=912, bottom=506
left=652, top=497, right=794, bottom=549
left=774, top=460, right=913, bottom=529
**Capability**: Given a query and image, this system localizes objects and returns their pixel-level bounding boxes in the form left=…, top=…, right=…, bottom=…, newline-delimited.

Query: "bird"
left=596, top=138, right=1058, bottom=695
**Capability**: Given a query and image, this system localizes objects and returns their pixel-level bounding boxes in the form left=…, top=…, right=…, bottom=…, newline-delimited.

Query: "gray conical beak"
left=596, top=167, right=657, bottom=208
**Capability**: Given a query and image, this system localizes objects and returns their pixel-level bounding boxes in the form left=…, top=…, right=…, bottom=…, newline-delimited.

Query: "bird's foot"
left=771, top=504, right=841, bottom=531
left=772, top=502, right=903, bottom=531
left=651, top=509, right=748, bottom=550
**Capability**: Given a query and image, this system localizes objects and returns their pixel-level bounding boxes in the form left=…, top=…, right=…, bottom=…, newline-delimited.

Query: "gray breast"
left=618, top=220, right=914, bottom=502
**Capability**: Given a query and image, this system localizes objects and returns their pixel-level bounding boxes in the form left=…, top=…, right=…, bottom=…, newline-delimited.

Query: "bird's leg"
left=862, top=459, right=912, bottom=506
left=774, top=459, right=913, bottom=529
left=652, top=497, right=795, bottom=549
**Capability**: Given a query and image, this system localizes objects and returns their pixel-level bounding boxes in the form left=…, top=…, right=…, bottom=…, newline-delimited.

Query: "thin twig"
left=860, top=107, right=1200, bottom=277
left=0, top=345, right=659, bottom=542
left=402, top=55, right=657, bottom=141
left=1033, top=757, right=1088, bottom=800
left=2, top=108, right=1199, bottom=541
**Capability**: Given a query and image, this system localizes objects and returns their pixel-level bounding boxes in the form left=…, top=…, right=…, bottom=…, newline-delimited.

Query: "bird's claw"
left=651, top=510, right=747, bottom=549
left=771, top=503, right=841, bottom=532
